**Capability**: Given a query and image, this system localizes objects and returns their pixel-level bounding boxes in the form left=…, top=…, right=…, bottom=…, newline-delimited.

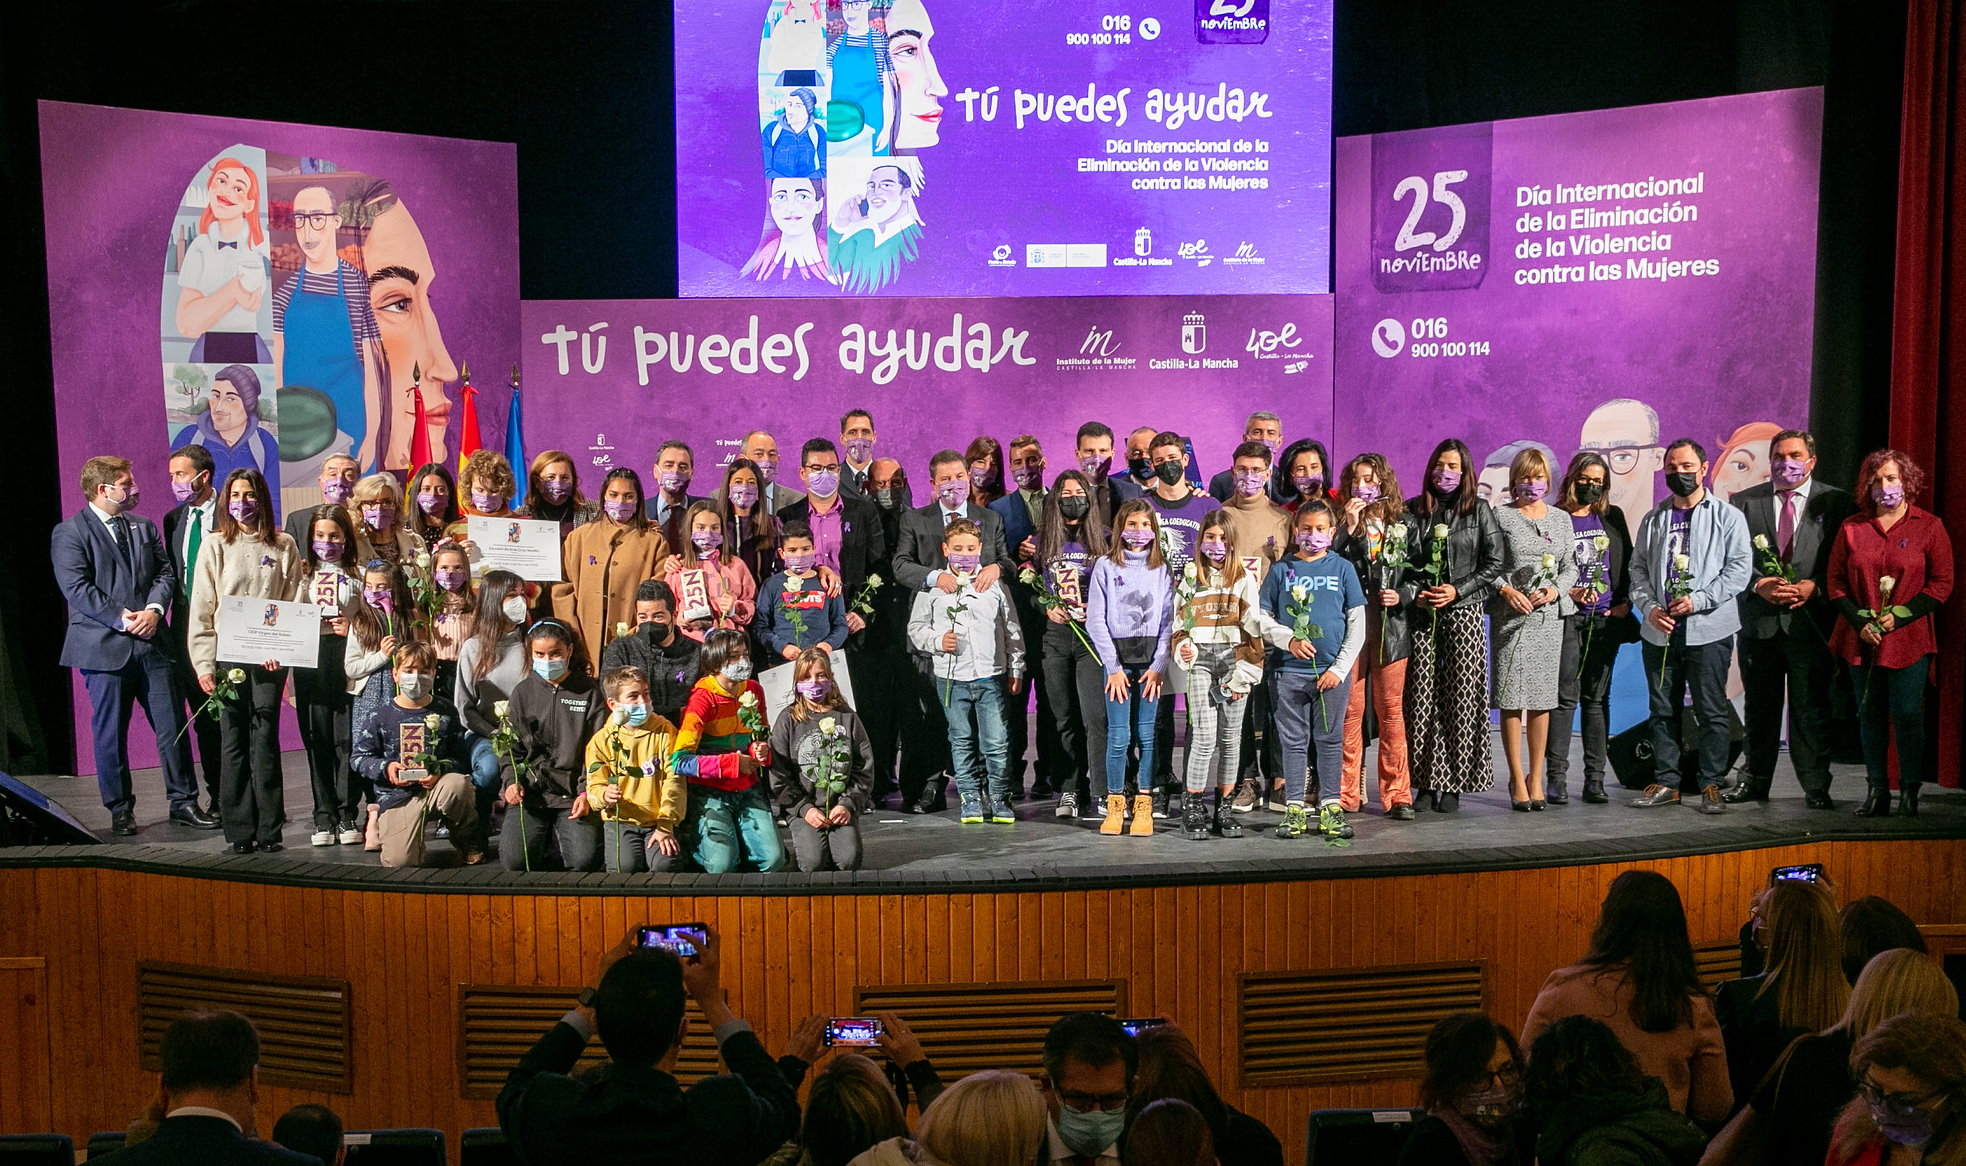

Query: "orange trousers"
left=1341, top=648, right=1411, bottom=812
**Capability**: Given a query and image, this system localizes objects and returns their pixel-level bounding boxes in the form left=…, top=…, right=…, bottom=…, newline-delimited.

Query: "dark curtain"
left=1889, top=0, right=1964, bottom=786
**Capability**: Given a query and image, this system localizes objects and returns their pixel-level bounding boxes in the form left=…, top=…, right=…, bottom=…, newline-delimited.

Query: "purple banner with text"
left=520, top=294, right=1332, bottom=484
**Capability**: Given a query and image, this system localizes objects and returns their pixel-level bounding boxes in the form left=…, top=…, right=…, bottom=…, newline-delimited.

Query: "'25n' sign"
left=1369, top=122, right=1492, bottom=293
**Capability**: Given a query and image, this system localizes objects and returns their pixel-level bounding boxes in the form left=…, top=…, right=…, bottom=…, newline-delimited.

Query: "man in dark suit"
left=1073, top=422, right=1141, bottom=528
left=164, top=445, right=224, bottom=819
left=892, top=449, right=1016, bottom=811
left=989, top=435, right=1058, bottom=800
left=1205, top=410, right=1293, bottom=504
left=839, top=407, right=877, bottom=498
left=646, top=440, right=707, bottom=552
left=95, top=1011, right=318, bottom=1166
left=497, top=928, right=797, bottom=1166
left=859, top=457, right=916, bottom=801
left=52, top=456, right=209, bottom=836
left=279, top=454, right=360, bottom=548
left=1727, top=428, right=1854, bottom=808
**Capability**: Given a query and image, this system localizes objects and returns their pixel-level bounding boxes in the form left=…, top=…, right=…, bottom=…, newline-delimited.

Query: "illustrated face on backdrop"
left=206, top=165, right=258, bottom=234
left=1709, top=423, right=1779, bottom=502
left=363, top=192, right=457, bottom=470
left=292, top=185, right=340, bottom=270
left=1477, top=463, right=1511, bottom=503
left=209, top=376, right=250, bottom=441
left=770, top=178, right=822, bottom=233
left=887, top=0, right=945, bottom=150
left=842, top=0, right=871, bottom=34
left=1579, top=398, right=1665, bottom=518
left=865, top=166, right=913, bottom=229
left=783, top=91, right=812, bottom=133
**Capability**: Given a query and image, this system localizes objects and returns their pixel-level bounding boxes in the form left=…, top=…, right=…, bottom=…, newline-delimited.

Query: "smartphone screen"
left=637, top=923, right=709, bottom=957
left=1117, top=1017, right=1167, bottom=1037
left=826, top=1017, right=884, bottom=1046
left=1771, top=864, right=1823, bottom=883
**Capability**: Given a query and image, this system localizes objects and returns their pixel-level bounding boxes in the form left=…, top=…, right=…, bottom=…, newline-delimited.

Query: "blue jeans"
left=1642, top=635, right=1735, bottom=790
left=1273, top=668, right=1350, bottom=807
left=1104, top=665, right=1161, bottom=795
left=687, top=785, right=786, bottom=874
left=945, top=676, right=1009, bottom=806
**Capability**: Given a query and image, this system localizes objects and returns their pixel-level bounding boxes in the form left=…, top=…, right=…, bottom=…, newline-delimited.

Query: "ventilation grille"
left=456, top=985, right=720, bottom=1099
left=138, top=961, right=352, bottom=1093
left=1694, top=938, right=1745, bottom=990
left=855, top=980, right=1126, bottom=1079
left=1239, top=962, right=1485, bottom=1087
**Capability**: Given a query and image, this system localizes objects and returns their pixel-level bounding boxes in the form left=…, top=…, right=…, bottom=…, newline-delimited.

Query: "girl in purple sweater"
left=1086, top=499, right=1174, bottom=837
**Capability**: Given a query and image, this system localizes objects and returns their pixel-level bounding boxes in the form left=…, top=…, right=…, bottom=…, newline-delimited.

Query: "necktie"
left=184, top=510, right=204, bottom=597
left=944, top=509, right=957, bottom=526
left=1777, top=491, right=1796, bottom=560
left=110, top=515, right=132, bottom=564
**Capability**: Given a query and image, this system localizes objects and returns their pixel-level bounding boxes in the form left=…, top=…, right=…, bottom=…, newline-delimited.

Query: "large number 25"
left=1391, top=171, right=1470, bottom=252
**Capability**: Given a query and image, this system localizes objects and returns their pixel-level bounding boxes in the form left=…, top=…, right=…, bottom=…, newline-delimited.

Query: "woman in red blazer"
left=1828, top=450, right=1954, bottom=817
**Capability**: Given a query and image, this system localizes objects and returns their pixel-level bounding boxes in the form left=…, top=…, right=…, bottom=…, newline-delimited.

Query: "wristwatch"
left=577, top=987, right=599, bottom=1009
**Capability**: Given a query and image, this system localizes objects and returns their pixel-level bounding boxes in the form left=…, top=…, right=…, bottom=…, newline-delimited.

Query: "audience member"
left=1129, top=1025, right=1281, bottom=1166
left=850, top=1070, right=1050, bottom=1166
left=1826, top=1012, right=1966, bottom=1165
left=770, top=1012, right=945, bottom=1166
left=1705, top=948, right=1959, bottom=1166
left=1522, top=871, right=1732, bottom=1125
left=1841, top=896, right=1931, bottom=984
left=497, top=928, right=796, bottom=1166
left=270, top=1105, right=344, bottom=1166
left=96, top=1011, right=318, bottom=1166
left=1123, top=1099, right=1217, bottom=1166
left=1039, top=1012, right=1137, bottom=1165
left=1401, top=1013, right=1529, bottom=1166
left=1713, top=878, right=1849, bottom=1104
left=1524, top=1016, right=1707, bottom=1166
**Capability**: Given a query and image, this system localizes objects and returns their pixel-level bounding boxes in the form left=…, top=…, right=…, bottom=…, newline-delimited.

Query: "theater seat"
left=460, top=1128, right=518, bottom=1166
left=1303, top=1108, right=1423, bottom=1165
left=343, top=1129, right=446, bottom=1166
left=0, top=1135, right=74, bottom=1166
left=86, top=1132, right=126, bottom=1159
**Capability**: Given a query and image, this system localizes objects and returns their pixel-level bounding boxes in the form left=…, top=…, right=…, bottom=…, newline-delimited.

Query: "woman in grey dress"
left=1490, top=448, right=1576, bottom=811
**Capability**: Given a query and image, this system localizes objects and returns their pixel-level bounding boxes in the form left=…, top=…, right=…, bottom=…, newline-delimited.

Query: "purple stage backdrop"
left=40, top=101, right=520, bottom=774
left=520, top=294, right=1332, bottom=486
left=1335, top=88, right=1823, bottom=518
left=677, top=0, right=1332, bottom=299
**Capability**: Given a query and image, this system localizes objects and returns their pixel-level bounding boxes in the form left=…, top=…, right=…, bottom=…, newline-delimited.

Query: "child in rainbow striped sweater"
left=667, top=628, right=788, bottom=873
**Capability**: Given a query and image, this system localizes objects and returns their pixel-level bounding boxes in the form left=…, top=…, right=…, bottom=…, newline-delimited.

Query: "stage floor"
left=6, top=737, right=1960, bottom=893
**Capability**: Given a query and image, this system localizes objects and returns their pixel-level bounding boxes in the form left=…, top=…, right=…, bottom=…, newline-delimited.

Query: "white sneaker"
left=309, top=830, right=334, bottom=847
left=1054, top=791, right=1078, bottom=818
left=336, top=825, right=362, bottom=845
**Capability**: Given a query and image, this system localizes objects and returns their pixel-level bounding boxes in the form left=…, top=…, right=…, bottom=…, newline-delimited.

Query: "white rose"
left=1433, top=524, right=1450, bottom=539
left=1673, top=553, right=1690, bottom=571
left=1752, top=533, right=1770, bottom=550
left=1289, top=583, right=1309, bottom=603
left=492, top=700, right=510, bottom=719
left=414, top=551, right=433, bottom=569
left=423, top=713, right=442, bottom=732
left=1388, top=524, right=1407, bottom=540
left=1879, top=575, right=1896, bottom=593
left=614, top=621, right=630, bottom=638
left=819, top=716, right=838, bottom=736
left=1541, top=553, right=1557, bottom=570
left=865, top=574, right=882, bottom=588
left=225, top=667, right=247, bottom=684
left=1594, top=534, right=1610, bottom=550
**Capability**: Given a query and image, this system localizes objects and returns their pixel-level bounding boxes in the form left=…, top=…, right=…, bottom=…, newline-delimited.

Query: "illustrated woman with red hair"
left=175, top=154, right=272, bottom=364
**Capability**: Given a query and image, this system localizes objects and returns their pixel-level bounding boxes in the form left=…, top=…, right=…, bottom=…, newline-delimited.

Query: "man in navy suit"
left=646, top=440, right=707, bottom=552
left=989, top=435, right=1059, bottom=800
left=891, top=449, right=1017, bottom=812
left=95, top=1011, right=319, bottom=1166
left=50, top=456, right=210, bottom=836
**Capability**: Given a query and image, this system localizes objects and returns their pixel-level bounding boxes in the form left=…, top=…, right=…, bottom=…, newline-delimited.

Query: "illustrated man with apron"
left=272, top=185, right=383, bottom=470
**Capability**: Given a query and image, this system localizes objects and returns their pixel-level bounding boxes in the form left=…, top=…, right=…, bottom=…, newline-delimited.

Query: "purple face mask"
left=1293, top=474, right=1324, bottom=497
left=1770, top=458, right=1809, bottom=489
left=1297, top=529, right=1333, bottom=553
left=312, top=539, right=343, bottom=562
left=1235, top=470, right=1268, bottom=497
left=228, top=498, right=257, bottom=523
left=435, top=567, right=467, bottom=591
left=1512, top=479, right=1549, bottom=503
left=171, top=478, right=200, bottom=504
left=1199, top=538, right=1228, bottom=562
left=1353, top=482, right=1382, bottom=504
left=728, top=483, right=759, bottom=509
left=806, top=468, right=841, bottom=497
left=936, top=480, right=967, bottom=508
left=796, top=677, right=833, bottom=701
left=364, top=587, right=393, bottom=609
left=322, top=479, right=354, bottom=505
left=602, top=498, right=637, bottom=522
left=1432, top=467, right=1463, bottom=494
left=947, top=552, right=982, bottom=575
left=1079, top=454, right=1111, bottom=477
left=844, top=437, right=874, bottom=463
left=540, top=479, right=573, bottom=504
left=470, top=490, right=499, bottom=513
left=784, top=552, right=817, bottom=573
left=754, top=458, right=779, bottom=485
left=416, top=491, right=445, bottom=516
left=969, top=467, right=993, bottom=491
left=1872, top=482, right=1905, bottom=509
left=1011, top=463, right=1044, bottom=491
left=659, top=471, right=690, bottom=495
left=362, top=504, right=395, bottom=530
left=691, top=529, right=724, bottom=553
left=1121, top=528, right=1155, bottom=550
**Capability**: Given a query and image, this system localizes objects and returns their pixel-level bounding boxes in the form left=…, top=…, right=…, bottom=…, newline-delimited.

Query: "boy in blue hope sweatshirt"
left=1258, top=500, right=1366, bottom=840
left=753, top=522, right=849, bottom=661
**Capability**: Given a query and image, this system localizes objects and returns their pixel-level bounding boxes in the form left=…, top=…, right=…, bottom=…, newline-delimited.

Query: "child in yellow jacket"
left=584, top=665, right=687, bottom=873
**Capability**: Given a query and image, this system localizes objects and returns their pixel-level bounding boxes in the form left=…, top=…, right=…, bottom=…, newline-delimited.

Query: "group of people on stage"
left=55, top=407, right=1953, bottom=872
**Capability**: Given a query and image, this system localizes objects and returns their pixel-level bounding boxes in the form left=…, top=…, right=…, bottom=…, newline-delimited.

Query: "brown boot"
left=1099, top=795, right=1127, bottom=835
left=1129, top=794, right=1155, bottom=835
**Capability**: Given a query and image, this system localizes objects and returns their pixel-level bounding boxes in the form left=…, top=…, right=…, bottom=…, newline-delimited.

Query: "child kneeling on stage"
left=907, top=518, right=1026, bottom=825
left=584, top=665, right=685, bottom=874
left=1258, top=500, right=1366, bottom=841
left=669, top=628, right=788, bottom=873
left=351, top=642, right=481, bottom=868
left=768, top=648, right=874, bottom=871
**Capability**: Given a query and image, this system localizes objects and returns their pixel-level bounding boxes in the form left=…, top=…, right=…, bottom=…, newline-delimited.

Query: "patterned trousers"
left=1407, top=605, right=1494, bottom=793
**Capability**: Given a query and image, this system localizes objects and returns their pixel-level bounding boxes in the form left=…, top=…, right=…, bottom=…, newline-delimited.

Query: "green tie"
left=183, top=509, right=203, bottom=597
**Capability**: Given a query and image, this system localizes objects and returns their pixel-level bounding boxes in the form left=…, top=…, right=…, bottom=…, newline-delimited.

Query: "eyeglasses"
left=1860, top=1078, right=1949, bottom=1116
left=1579, top=444, right=1658, bottom=474
left=805, top=463, right=841, bottom=475
left=1060, top=1091, right=1130, bottom=1113
left=291, top=212, right=339, bottom=230
left=1485, top=1065, right=1523, bottom=1088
